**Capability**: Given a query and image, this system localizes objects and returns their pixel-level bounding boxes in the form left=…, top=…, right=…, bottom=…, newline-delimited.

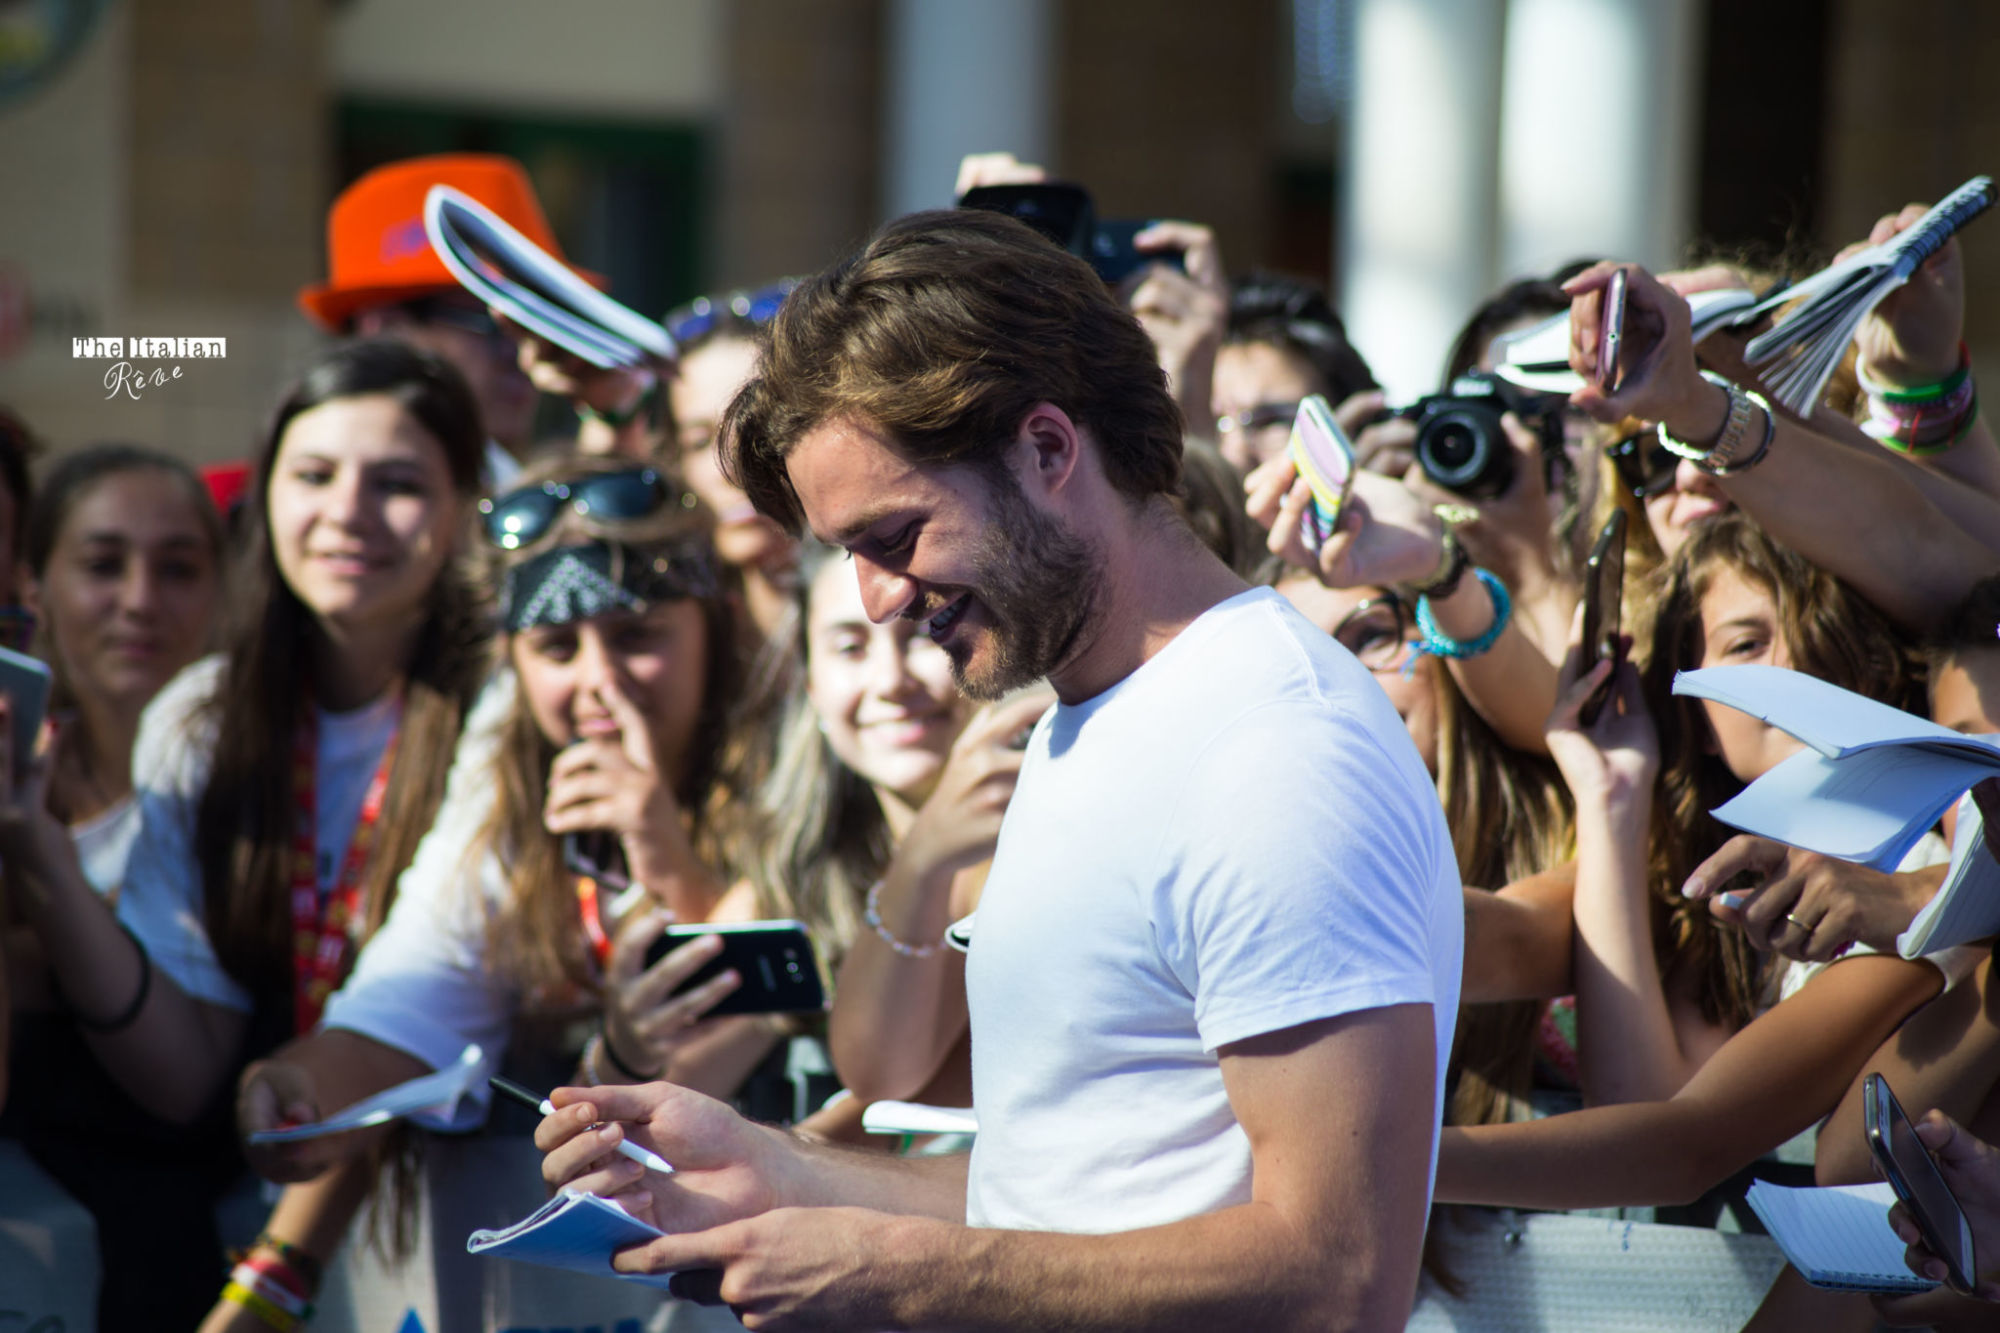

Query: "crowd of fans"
left=3, top=146, right=2000, bottom=1331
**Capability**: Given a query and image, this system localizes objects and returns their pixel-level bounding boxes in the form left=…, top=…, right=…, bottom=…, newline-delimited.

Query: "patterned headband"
left=502, top=541, right=718, bottom=634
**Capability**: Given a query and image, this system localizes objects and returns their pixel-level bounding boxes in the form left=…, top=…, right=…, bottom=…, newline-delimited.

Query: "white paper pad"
left=861, top=1101, right=978, bottom=1136
left=247, top=1043, right=487, bottom=1143
left=1745, top=1180, right=1938, bottom=1293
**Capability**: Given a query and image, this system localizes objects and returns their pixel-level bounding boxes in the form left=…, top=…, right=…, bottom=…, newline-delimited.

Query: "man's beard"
left=943, top=474, right=1100, bottom=702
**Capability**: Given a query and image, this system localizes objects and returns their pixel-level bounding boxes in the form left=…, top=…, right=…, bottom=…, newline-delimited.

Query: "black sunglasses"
left=479, top=468, right=673, bottom=550
left=1605, top=427, right=1677, bottom=498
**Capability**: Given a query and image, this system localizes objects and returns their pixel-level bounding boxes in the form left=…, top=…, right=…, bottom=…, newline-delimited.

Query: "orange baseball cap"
left=298, top=153, right=594, bottom=331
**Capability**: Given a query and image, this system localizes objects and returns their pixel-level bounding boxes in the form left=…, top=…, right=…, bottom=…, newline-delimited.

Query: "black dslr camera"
left=1398, top=372, right=1566, bottom=500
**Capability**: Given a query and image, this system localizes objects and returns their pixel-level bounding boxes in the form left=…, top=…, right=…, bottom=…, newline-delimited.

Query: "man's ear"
left=1015, top=403, right=1082, bottom=499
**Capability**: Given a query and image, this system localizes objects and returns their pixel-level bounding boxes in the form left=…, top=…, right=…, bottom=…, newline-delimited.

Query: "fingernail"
left=1834, top=941, right=1854, bottom=958
left=599, top=1124, right=623, bottom=1144
left=573, top=1103, right=596, bottom=1122
left=1682, top=876, right=1707, bottom=900
left=1717, top=891, right=1746, bottom=909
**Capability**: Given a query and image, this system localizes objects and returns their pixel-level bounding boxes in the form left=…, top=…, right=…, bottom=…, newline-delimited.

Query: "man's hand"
left=536, top=1080, right=795, bottom=1234
left=627, top=1206, right=934, bottom=1331
left=1683, top=835, right=1938, bottom=960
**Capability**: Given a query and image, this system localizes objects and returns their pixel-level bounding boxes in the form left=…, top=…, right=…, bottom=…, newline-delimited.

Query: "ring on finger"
left=1784, top=912, right=1811, bottom=931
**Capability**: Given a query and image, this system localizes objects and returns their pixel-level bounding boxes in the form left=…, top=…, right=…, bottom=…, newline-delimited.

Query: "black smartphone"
left=0, top=645, right=51, bottom=785
left=644, top=920, right=826, bottom=1017
left=1865, top=1072, right=1978, bottom=1293
left=957, top=182, right=1095, bottom=256
left=1578, top=509, right=1627, bottom=726
left=1089, top=219, right=1185, bottom=286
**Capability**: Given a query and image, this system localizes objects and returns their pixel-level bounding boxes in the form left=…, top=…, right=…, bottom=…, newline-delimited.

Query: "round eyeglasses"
left=1331, top=592, right=1419, bottom=674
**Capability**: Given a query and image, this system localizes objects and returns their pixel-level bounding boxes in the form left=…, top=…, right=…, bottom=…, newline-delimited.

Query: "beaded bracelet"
left=249, top=1232, right=322, bottom=1290
left=1415, top=568, right=1511, bottom=659
left=864, top=879, right=941, bottom=959
left=220, top=1278, right=300, bottom=1332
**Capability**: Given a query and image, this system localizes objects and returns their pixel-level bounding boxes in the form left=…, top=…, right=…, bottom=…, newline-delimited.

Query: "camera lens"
left=1417, top=404, right=1513, bottom=499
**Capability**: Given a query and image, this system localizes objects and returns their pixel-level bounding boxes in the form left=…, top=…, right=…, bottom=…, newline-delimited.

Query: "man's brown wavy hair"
left=718, top=208, right=1185, bottom=534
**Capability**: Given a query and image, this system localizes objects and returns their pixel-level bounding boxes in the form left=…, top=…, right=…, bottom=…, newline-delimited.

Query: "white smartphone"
left=0, top=644, right=51, bottom=783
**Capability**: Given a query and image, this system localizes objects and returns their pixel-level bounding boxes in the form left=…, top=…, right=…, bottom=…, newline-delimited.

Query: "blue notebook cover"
left=467, top=1190, right=678, bottom=1290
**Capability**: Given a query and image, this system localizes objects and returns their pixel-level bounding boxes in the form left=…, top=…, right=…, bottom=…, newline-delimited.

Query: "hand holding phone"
left=1866, top=1073, right=1979, bottom=1294
left=1577, top=511, right=1627, bottom=726
left=0, top=645, right=51, bottom=790
left=1286, top=395, right=1358, bottom=550
left=1597, top=268, right=1628, bottom=392
left=643, top=920, right=826, bottom=1017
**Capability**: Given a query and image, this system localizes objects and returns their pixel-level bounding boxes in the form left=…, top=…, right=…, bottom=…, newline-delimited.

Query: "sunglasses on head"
left=479, top=468, right=674, bottom=550
left=1605, top=427, right=1677, bottom=498
left=665, top=280, right=797, bottom=345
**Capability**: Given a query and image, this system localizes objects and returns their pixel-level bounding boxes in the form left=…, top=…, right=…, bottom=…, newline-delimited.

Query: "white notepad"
left=861, top=1101, right=979, bottom=1136
left=1745, top=1180, right=1939, bottom=1293
left=467, top=1189, right=679, bottom=1289
left=246, top=1044, right=488, bottom=1143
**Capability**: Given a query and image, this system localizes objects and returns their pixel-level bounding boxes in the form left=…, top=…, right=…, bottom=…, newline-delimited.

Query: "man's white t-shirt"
left=963, top=587, right=1462, bottom=1234
left=116, top=656, right=401, bottom=1012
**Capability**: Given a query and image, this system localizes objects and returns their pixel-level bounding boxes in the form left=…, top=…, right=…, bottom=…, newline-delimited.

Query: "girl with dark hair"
left=231, top=455, right=784, bottom=1324
left=1213, top=272, right=1377, bottom=474
left=0, top=340, right=485, bottom=1329
left=0, top=442, right=224, bottom=1325
left=1433, top=515, right=1976, bottom=1215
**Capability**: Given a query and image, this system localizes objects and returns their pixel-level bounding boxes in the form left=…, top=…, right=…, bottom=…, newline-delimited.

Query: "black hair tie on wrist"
left=600, top=1025, right=662, bottom=1083
left=61, top=922, right=152, bottom=1035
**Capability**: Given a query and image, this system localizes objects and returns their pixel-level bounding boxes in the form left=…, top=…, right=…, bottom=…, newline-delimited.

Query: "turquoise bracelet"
left=1415, top=568, right=1510, bottom=659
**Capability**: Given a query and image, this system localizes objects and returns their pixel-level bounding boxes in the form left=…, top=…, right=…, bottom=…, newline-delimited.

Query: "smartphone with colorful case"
left=1286, top=394, right=1357, bottom=548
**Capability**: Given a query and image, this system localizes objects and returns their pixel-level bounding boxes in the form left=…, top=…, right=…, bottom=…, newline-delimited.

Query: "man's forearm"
left=880, top=1201, right=1417, bottom=1333
left=784, top=1132, right=970, bottom=1221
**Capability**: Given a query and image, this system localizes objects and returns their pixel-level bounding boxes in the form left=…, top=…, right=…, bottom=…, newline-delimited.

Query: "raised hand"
left=598, top=914, right=746, bottom=1082
left=1244, top=456, right=1446, bottom=591
left=1852, top=203, right=1966, bottom=389
left=899, top=689, right=1052, bottom=885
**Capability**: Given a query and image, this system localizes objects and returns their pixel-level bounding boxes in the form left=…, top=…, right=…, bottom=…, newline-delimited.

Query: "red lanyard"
left=575, top=875, right=613, bottom=970
left=289, top=705, right=399, bottom=1035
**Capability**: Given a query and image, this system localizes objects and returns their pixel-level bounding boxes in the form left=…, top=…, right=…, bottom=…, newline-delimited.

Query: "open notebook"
left=1673, top=665, right=2000, bottom=870
left=467, top=1190, right=678, bottom=1289
left=1745, top=1180, right=1938, bottom=1293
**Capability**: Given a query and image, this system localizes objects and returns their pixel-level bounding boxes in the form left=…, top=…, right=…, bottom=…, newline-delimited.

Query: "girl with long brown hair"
left=235, top=454, right=779, bottom=1176
left=0, top=340, right=486, bottom=1329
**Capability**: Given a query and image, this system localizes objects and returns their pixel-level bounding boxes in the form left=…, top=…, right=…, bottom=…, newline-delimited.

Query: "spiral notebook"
left=466, top=1189, right=679, bottom=1289
left=1745, top=1180, right=1938, bottom=1293
left=1744, top=175, right=1994, bottom=414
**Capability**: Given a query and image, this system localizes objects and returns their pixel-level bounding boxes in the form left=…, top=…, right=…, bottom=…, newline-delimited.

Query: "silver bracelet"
left=1659, top=371, right=1750, bottom=465
left=864, top=879, right=940, bottom=959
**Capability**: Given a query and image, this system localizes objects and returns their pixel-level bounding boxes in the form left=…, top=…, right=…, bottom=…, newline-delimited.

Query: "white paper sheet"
left=247, top=1043, right=487, bottom=1143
